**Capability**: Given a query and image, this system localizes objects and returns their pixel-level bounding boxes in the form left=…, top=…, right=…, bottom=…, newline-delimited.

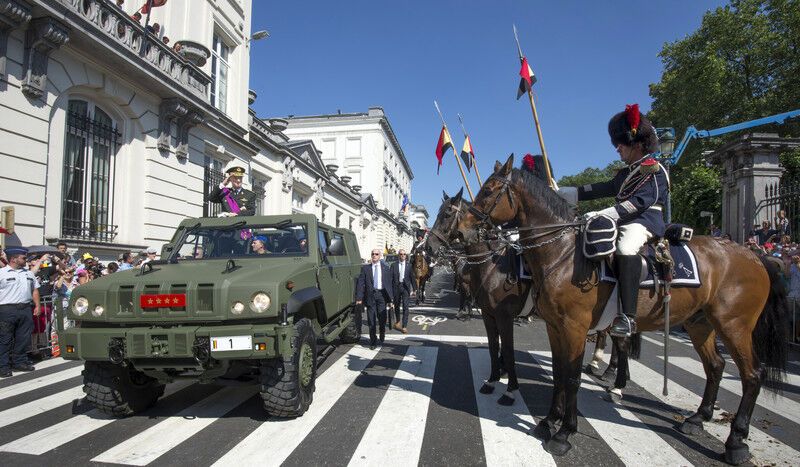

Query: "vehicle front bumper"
left=60, top=323, right=294, bottom=362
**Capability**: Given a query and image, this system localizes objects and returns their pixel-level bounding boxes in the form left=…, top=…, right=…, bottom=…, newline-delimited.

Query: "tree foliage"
left=670, top=164, right=722, bottom=233
left=558, top=161, right=625, bottom=214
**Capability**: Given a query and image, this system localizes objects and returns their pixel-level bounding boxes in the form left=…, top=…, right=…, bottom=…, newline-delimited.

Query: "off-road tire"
left=82, top=361, right=166, bottom=417
left=339, top=312, right=360, bottom=344
left=260, top=318, right=317, bottom=418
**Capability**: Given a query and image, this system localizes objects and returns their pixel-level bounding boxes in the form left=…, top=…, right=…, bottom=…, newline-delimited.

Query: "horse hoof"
left=479, top=382, right=495, bottom=394
left=599, top=369, right=616, bottom=382
left=724, top=443, right=750, bottom=465
left=602, top=388, right=623, bottom=404
left=532, top=421, right=553, bottom=440
left=677, top=419, right=704, bottom=436
left=584, top=363, right=597, bottom=376
left=544, top=437, right=573, bottom=456
left=497, top=392, right=514, bottom=406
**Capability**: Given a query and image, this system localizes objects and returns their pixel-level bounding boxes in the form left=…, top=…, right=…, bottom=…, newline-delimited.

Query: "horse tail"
left=629, top=332, right=642, bottom=360
left=754, top=257, right=789, bottom=392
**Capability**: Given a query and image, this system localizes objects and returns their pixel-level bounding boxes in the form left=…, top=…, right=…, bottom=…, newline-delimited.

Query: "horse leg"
left=545, top=325, right=589, bottom=456
left=533, top=323, right=565, bottom=441
left=604, top=336, right=629, bottom=403
left=479, top=312, right=502, bottom=395
left=585, top=331, right=607, bottom=376
left=600, top=337, right=619, bottom=381
left=496, top=310, right=518, bottom=406
left=677, top=316, right=725, bottom=436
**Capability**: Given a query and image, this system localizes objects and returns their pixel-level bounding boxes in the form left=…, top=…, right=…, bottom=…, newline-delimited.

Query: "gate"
left=752, top=182, right=800, bottom=237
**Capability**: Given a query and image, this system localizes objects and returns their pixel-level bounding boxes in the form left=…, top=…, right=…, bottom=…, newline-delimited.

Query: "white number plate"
left=211, top=335, right=252, bottom=352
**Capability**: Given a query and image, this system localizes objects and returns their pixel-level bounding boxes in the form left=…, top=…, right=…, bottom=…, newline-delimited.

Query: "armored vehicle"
left=59, top=214, right=362, bottom=418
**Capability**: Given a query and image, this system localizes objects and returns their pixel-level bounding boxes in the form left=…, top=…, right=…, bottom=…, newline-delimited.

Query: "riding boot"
left=610, top=254, right=641, bottom=337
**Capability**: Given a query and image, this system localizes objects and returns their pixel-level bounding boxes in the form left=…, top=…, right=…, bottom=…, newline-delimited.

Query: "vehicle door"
left=316, top=228, right=339, bottom=319
left=326, top=231, right=355, bottom=315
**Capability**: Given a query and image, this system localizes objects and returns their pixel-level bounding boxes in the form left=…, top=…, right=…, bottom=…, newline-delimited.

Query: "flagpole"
left=139, top=0, right=154, bottom=56
left=434, top=100, right=474, bottom=201
left=458, top=113, right=482, bottom=186
left=514, top=24, right=554, bottom=189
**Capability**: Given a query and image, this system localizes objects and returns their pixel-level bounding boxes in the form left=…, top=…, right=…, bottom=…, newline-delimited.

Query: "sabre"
left=434, top=100, right=474, bottom=200
left=457, top=113, right=483, bottom=186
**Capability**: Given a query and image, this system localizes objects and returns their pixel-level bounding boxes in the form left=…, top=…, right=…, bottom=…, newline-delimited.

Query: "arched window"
left=61, top=99, right=120, bottom=242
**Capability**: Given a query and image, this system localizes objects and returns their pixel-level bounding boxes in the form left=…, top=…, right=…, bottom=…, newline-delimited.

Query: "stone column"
left=0, top=0, right=31, bottom=77
left=21, top=16, right=69, bottom=99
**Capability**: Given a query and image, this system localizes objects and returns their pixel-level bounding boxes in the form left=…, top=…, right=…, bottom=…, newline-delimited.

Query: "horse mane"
left=511, top=167, right=575, bottom=221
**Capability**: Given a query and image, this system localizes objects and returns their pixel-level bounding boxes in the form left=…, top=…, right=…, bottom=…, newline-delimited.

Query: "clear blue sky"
left=250, top=0, right=727, bottom=212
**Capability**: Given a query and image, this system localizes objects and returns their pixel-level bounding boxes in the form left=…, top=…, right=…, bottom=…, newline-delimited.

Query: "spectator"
left=709, top=224, right=721, bottom=237
left=755, top=221, right=779, bottom=245
left=746, top=237, right=765, bottom=255
left=105, top=262, right=119, bottom=275
left=162, top=36, right=169, bottom=45
left=116, top=0, right=124, bottom=6
left=788, top=255, right=800, bottom=312
left=131, top=12, right=142, bottom=23
left=56, top=242, right=76, bottom=267
left=119, top=251, right=135, bottom=270
left=173, top=42, right=183, bottom=53
left=775, top=210, right=791, bottom=236
left=722, top=233, right=731, bottom=240
left=140, top=247, right=158, bottom=266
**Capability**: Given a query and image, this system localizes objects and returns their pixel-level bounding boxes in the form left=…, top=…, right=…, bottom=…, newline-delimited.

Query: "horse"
left=456, top=155, right=788, bottom=464
left=426, top=188, right=533, bottom=404
left=411, top=250, right=430, bottom=304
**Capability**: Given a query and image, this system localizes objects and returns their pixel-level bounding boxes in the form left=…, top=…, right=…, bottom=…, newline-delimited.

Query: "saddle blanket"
left=599, top=243, right=701, bottom=288
left=516, top=253, right=532, bottom=280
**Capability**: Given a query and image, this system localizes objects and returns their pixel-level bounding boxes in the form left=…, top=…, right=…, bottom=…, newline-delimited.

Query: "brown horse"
left=426, top=189, right=533, bottom=403
left=456, top=155, right=788, bottom=464
left=412, top=249, right=430, bottom=304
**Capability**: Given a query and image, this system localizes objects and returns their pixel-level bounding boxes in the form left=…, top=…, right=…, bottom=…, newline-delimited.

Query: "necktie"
left=373, top=264, right=380, bottom=289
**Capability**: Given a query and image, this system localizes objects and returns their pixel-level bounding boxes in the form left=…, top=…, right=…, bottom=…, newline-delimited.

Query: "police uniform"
left=0, top=247, right=39, bottom=376
left=208, top=166, right=257, bottom=216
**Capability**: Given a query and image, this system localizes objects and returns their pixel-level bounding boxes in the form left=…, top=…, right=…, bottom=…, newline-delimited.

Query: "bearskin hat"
left=608, top=104, right=659, bottom=154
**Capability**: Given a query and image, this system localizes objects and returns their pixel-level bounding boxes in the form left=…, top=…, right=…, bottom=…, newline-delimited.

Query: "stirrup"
left=609, top=314, right=636, bottom=337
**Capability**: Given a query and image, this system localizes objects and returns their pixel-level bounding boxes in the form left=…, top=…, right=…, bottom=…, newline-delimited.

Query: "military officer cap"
left=4, top=246, right=28, bottom=257
left=226, top=166, right=246, bottom=178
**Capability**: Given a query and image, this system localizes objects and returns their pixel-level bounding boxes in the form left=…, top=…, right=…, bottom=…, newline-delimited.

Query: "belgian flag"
left=435, top=125, right=453, bottom=174
left=460, top=136, right=474, bottom=172
left=516, top=57, right=537, bottom=99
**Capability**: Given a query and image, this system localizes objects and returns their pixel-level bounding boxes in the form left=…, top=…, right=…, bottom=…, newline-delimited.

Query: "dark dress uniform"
left=207, top=166, right=257, bottom=216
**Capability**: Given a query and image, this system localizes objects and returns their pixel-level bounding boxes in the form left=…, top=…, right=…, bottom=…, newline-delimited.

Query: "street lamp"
left=249, top=30, right=270, bottom=43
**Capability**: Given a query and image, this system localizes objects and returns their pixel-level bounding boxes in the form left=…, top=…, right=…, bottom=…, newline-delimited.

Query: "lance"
left=434, top=100, right=474, bottom=201
left=513, top=24, right=554, bottom=189
left=457, top=113, right=482, bottom=186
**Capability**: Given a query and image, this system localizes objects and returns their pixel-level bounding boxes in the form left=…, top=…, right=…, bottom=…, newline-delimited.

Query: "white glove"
left=556, top=187, right=578, bottom=206
left=597, top=206, right=620, bottom=220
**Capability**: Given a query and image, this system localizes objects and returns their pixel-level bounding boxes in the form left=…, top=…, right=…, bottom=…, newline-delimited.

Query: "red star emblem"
left=148, top=299, right=154, bottom=305
left=155, top=298, right=162, bottom=304
left=173, top=297, right=179, bottom=304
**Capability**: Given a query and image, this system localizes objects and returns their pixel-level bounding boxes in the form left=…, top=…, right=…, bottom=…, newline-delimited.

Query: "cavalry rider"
left=208, top=166, right=257, bottom=216
left=560, top=104, right=669, bottom=337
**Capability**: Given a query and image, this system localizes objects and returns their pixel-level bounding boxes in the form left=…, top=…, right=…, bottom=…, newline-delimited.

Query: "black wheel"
left=339, top=312, right=360, bottom=344
left=260, top=318, right=317, bottom=418
left=82, top=362, right=165, bottom=417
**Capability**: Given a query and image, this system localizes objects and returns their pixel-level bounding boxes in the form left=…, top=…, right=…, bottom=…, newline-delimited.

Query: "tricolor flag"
left=516, top=56, right=537, bottom=99
left=460, top=136, right=474, bottom=172
left=140, top=0, right=168, bottom=14
left=435, top=125, right=453, bottom=174
left=401, top=194, right=409, bottom=214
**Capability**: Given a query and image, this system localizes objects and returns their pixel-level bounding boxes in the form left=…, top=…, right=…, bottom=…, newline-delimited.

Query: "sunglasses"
left=371, top=252, right=380, bottom=256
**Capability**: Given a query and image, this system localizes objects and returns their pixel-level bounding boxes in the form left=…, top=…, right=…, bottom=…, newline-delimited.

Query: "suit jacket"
left=208, top=185, right=257, bottom=216
left=391, top=260, right=416, bottom=295
left=356, top=261, right=394, bottom=303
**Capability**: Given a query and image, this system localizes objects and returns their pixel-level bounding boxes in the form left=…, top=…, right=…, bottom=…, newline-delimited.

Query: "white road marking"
left=213, top=344, right=381, bottom=467
left=0, top=385, right=84, bottom=429
left=348, top=346, right=438, bottom=467
left=383, top=334, right=488, bottom=343
left=531, top=351, right=691, bottom=466
left=0, top=365, right=82, bottom=401
left=468, top=348, right=555, bottom=466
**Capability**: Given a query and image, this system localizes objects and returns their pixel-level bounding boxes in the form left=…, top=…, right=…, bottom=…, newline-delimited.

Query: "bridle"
left=428, top=199, right=468, bottom=255
left=468, top=171, right=515, bottom=233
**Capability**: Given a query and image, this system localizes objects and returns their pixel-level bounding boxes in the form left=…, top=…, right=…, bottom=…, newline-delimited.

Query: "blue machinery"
left=656, top=108, right=800, bottom=222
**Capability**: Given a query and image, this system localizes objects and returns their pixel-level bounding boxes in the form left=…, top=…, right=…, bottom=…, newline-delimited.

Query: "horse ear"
left=494, top=160, right=502, bottom=172
left=499, top=154, right=514, bottom=176
left=454, top=187, right=463, bottom=200
left=442, top=190, right=449, bottom=201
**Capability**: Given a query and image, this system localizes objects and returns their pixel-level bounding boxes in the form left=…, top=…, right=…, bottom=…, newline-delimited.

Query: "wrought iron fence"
left=203, top=166, right=224, bottom=217
left=752, top=182, right=800, bottom=237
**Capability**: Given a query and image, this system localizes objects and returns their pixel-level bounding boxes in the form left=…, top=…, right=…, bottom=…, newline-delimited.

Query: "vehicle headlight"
left=251, top=292, right=271, bottom=313
left=74, top=297, right=89, bottom=316
left=231, top=301, right=245, bottom=315
left=92, top=305, right=105, bottom=317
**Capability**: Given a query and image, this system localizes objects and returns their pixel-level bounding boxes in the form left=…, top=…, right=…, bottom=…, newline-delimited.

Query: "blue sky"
left=249, top=0, right=727, bottom=212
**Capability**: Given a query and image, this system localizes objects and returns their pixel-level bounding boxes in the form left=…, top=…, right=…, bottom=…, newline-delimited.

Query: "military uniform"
left=0, top=247, right=39, bottom=376
left=208, top=166, right=257, bottom=216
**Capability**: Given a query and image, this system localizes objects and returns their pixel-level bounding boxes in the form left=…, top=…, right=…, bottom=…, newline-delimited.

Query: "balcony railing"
left=61, top=218, right=118, bottom=243
left=55, top=0, right=211, bottom=101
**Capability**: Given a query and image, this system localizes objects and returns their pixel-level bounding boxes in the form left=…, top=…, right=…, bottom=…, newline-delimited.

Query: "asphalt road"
left=0, top=269, right=798, bottom=466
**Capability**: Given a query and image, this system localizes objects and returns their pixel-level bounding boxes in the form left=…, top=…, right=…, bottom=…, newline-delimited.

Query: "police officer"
left=208, top=166, right=257, bottom=216
left=0, top=246, right=41, bottom=377
left=560, top=104, right=668, bottom=337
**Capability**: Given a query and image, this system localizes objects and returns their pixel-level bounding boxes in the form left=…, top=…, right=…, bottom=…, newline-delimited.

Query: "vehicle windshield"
left=171, top=223, right=309, bottom=260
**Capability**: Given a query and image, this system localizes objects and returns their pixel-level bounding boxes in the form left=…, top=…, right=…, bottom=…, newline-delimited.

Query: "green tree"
left=558, top=161, right=625, bottom=214
left=670, top=164, right=722, bottom=232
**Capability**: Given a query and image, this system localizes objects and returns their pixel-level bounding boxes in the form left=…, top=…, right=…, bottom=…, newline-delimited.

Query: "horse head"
left=426, top=188, right=469, bottom=256
left=456, top=154, right=520, bottom=245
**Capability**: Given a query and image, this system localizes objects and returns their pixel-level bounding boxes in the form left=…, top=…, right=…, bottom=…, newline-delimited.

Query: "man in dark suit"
left=208, top=166, right=257, bottom=216
left=391, top=249, right=415, bottom=334
left=356, top=249, right=394, bottom=349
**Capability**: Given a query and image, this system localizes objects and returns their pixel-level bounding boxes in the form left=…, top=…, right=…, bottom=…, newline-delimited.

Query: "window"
left=61, top=99, right=120, bottom=242
left=210, top=33, right=230, bottom=112
left=317, top=229, right=329, bottom=256
left=171, top=223, right=309, bottom=260
left=252, top=177, right=267, bottom=215
left=203, top=158, right=224, bottom=217
left=292, top=191, right=306, bottom=213
left=321, top=203, right=328, bottom=223
left=328, top=233, right=346, bottom=256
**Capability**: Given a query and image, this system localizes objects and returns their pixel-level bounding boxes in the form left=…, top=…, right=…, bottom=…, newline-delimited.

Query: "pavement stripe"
left=0, top=380, right=195, bottom=455
left=348, top=346, right=437, bottom=467
left=0, top=365, right=82, bottom=400
left=383, top=334, right=488, bottom=343
left=468, top=348, right=556, bottom=466
left=627, top=358, right=800, bottom=466
left=664, top=355, right=800, bottom=425
left=0, top=385, right=85, bottom=429
left=213, top=344, right=381, bottom=466
left=91, top=385, right=258, bottom=466
left=530, top=351, right=692, bottom=467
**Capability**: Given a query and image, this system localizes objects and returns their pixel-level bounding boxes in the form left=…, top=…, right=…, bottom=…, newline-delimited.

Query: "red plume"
left=522, top=154, right=536, bottom=172
left=625, top=104, right=640, bottom=136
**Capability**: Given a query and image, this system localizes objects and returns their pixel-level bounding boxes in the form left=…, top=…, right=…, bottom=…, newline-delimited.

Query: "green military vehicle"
left=59, top=214, right=362, bottom=418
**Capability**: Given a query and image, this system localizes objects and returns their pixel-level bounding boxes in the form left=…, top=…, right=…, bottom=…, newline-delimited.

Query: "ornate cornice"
left=21, top=16, right=70, bottom=98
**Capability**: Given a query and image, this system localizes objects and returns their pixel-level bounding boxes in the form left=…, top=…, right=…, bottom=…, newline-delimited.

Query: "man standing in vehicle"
left=208, top=166, right=257, bottom=216
left=355, top=249, right=394, bottom=349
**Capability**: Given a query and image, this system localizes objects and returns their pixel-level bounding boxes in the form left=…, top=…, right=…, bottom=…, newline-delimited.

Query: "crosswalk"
left=0, top=334, right=797, bottom=466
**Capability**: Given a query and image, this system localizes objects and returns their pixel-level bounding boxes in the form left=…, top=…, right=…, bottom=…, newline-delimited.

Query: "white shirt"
left=372, top=262, right=382, bottom=290
left=398, top=261, right=406, bottom=283
left=0, top=265, right=39, bottom=305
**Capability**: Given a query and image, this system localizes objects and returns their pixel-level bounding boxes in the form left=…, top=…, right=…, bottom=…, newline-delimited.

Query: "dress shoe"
left=12, top=364, right=34, bottom=372
left=0, top=369, right=12, bottom=378
left=393, top=322, right=403, bottom=332
left=402, top=327, right=408, bottom=334
left=369, top=343, right=376, bottom=350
